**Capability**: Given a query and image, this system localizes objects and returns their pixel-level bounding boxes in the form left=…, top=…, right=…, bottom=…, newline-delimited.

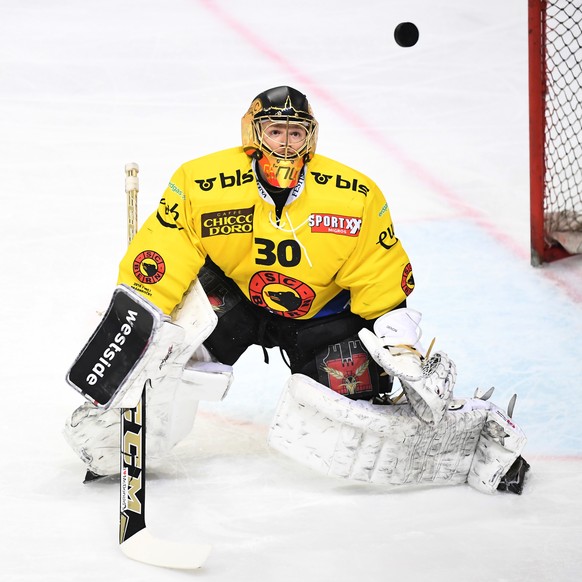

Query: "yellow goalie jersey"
left=117, top=147, right=414, bottom=320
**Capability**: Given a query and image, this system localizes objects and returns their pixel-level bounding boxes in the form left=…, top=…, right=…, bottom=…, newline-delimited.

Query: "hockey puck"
left=394, top=22, right=419, bottom=47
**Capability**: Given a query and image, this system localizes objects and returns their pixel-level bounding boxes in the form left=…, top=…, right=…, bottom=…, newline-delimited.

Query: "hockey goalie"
left=64, top=85, right=529, bottom=494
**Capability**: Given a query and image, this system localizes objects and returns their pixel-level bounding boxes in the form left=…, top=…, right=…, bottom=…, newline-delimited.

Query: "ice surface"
left=1, top=1, right=581, bottom=580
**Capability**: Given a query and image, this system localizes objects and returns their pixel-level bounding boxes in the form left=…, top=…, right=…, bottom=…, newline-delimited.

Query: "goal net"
left=529, top=0, right=582, bottom=265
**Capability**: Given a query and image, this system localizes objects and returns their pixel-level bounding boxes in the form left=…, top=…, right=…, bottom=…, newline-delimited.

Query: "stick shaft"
left=125, top=163, right=139, bottom=244
left=120, top=163, right=146, bottom=544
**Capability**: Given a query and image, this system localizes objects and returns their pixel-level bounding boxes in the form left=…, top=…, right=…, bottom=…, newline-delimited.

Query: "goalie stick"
left=119, top=163, right=211, bottom=569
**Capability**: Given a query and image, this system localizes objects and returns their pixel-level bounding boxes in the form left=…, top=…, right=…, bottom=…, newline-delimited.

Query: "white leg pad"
left=269, top=374, right=496, bottom=490
left=64, top=403, right=122, bottom=475
left=63, top=357, right=233, bottom=476
left=467, top=405, right=527, bottom=494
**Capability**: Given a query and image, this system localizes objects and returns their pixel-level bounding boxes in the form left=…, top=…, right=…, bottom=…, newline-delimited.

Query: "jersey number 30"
left=255, top=237, right=301, bottom=267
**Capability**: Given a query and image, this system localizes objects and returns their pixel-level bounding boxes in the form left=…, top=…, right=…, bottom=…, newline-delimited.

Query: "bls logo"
left=311, top=172, right=370, bottom=196
left=195, top=169, right=254, bottom=192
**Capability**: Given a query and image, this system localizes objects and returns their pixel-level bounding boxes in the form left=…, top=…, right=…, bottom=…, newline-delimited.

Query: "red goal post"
left=529, top=0, right=582, bottom=265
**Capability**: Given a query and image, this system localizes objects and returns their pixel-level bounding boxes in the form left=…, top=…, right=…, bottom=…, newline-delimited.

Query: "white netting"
left=543, top=0, right=582, bottom=251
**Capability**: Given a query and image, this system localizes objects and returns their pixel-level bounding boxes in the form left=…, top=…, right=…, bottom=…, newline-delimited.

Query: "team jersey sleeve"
left=117, top=165, right=207, bottom=315
left=335, top=184, right=413, bottom=320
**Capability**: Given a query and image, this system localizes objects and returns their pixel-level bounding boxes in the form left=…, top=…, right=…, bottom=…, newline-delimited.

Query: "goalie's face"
left=254, top=118, right=315, bottom=188
left=241, top=87, right=319, bottom=188
left=260, top=120, right=308, bottom=158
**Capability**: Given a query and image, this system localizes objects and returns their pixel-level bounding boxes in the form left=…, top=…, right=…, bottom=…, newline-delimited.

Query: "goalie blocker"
left=64, top=281, right=232, bottom=477
left=67, top=285, right=168, bottom=408
left=67, top=282, right=218, bottom=409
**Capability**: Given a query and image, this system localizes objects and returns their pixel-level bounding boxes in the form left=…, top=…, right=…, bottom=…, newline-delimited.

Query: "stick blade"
left=120, top=528, right=211, bottom=570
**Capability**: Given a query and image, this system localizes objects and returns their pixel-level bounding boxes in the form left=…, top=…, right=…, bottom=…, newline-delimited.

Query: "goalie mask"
left=242, top=86, right=318, bottom=188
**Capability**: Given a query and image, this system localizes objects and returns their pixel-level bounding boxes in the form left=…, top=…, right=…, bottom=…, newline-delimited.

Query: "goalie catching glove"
left=359, top=308, right=455, bottom=425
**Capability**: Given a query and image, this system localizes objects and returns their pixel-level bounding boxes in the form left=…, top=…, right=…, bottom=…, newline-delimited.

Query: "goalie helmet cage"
left=529, top=0, right=582, bottom=265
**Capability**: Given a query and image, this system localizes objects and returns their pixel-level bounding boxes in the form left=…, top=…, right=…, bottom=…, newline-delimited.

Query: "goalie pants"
left=198, top=260, right=397, bottom=400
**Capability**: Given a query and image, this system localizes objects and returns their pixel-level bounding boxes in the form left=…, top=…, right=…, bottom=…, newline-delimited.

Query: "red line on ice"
left=199, top=0, right=582, bottom=304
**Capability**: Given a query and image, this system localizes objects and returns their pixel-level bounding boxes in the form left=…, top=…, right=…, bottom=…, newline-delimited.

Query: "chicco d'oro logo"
left=132, top=250, right=166, bottom=284
left=201, top=207, right=254, bottom=237
left=249, top=271, right=315, bottom=318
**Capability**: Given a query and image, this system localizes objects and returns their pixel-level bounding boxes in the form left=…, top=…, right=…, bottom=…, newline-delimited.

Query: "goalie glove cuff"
left=373, top=308, right=423, bottom=350
left=358, top=308, right=428, bottom=381
left=358, top=328, right=424, bottom=381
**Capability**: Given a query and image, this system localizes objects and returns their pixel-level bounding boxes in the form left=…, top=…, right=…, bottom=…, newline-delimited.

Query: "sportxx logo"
left=309, top=213, right=361, bottom=236
left=194, top=169, right=254, bottom=192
